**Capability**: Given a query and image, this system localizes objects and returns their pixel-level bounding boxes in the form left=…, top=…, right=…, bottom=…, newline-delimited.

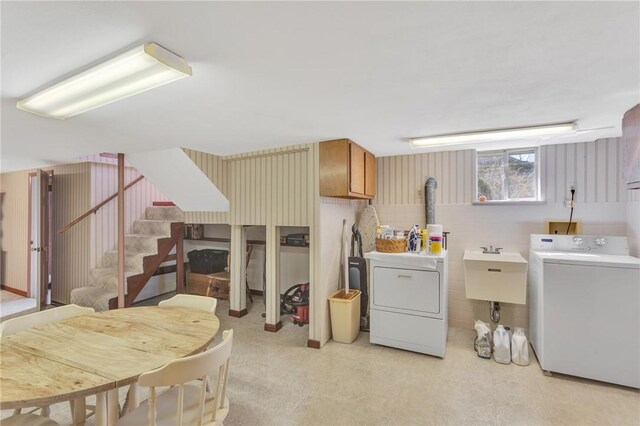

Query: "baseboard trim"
left=264, top=321, right=282, bottom=333
left=1, top=284, right=28, bottom=297
left=228, top=308, right=247, bottom=318
left=307, top=339, right=321, bottom=349
left=250, top=289, right=263, bottom=296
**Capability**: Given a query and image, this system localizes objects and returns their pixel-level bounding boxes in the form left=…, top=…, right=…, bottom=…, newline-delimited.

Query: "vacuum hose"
left=424, top=177, right=438, bottom=225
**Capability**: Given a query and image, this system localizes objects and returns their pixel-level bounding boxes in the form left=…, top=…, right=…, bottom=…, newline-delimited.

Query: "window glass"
left=507, top=151, right=536, bottom=199
left=476, top=148, right=539, bottom=202
left=477, top=152, right=505, bottom=201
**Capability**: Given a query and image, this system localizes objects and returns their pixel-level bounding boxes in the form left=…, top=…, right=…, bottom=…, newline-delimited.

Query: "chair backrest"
left=139, top=329, right=233, bottom=426
left=158, top=294, right=217, bottom=314
left=0, top=304, right=94, bottom=336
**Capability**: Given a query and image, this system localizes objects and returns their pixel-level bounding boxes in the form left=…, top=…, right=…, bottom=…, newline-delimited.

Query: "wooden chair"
left=0, top=304, right=94, bottom=422
left=159, top=294, right=217, bottom=314
left=117, top=329, right=234, bottom=426
left=206, top=245, right=253, bottom=303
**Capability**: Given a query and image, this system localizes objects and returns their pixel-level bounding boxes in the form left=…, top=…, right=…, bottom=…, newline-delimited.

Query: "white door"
left=29, top=169, right=52, bottom=307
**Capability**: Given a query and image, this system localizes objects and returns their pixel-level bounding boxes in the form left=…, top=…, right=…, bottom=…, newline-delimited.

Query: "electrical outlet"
left=565, top=184, right=576, bottom=208
left=417, top=188, right=423, bottom=199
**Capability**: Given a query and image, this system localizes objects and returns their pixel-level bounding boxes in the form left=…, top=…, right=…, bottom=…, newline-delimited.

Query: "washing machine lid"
left=534, top=251, right=640, bottom=269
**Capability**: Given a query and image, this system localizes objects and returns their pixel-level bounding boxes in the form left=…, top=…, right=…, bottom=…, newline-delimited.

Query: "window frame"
left=474, top=147, right=543, bottom=205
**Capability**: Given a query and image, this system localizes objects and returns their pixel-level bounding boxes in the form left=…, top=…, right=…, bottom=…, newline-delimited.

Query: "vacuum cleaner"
left=349, top=224, right=369, bottom=331
left=281, top=283, right=309, bottom=327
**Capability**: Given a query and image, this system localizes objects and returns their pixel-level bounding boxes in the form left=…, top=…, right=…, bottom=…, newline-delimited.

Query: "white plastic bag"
left=474, top=320, right=492, bottom=359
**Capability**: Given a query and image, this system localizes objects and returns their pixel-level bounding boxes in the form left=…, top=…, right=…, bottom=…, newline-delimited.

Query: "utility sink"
left=463, top=250, right=528, bottom=304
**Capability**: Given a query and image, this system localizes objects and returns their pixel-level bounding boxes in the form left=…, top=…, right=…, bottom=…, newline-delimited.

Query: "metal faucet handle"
left=480, top=246, right=488, bottom=251
left=495, top=247, right=503, bottom=253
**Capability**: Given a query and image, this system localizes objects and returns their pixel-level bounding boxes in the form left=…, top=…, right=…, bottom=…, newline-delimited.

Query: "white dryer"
left=529, top=234, right=640, bottom=388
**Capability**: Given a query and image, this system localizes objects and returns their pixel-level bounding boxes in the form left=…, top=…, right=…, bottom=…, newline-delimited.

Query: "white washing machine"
left=529, top=234, right=640, bottom=388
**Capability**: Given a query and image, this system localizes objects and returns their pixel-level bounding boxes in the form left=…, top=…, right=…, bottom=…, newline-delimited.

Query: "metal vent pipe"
left=424, top=176, right=438, bottom=225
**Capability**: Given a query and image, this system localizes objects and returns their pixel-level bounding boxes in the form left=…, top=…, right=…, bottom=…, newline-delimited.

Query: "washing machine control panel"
left=530, top=234, right=628, bottom=255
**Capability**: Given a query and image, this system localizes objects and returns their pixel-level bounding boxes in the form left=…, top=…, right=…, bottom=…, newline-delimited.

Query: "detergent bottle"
left=511, top=328, right=530, bottom=366
left=493, top=325, right=511, bottom=365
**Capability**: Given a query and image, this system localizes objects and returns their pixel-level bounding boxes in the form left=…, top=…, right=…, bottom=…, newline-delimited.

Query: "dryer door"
left=372, top=267, right=440, bottom=317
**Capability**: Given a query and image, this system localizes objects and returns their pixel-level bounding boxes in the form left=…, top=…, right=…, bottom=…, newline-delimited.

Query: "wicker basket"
left=375, top=238, right=407, bottom=253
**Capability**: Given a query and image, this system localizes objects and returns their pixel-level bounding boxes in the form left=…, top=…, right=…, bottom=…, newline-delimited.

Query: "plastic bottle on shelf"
left=421, top=229, right=428, bottom=251
left=427, top=224, right=443, bottom=254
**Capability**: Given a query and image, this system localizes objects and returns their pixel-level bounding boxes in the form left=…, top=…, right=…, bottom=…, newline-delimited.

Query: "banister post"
left=117, top=153, right=125, bottom=309
left=176, top=225, right=184, bottom=293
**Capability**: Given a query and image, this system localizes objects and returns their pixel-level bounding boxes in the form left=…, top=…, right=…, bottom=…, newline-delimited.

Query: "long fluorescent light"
left=17, top=43, right=192, bottom=119
left=409, top=122, right=577, bottom=148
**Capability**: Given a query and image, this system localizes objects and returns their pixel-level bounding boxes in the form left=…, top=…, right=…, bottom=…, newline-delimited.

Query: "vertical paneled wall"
left=90, top=163, right=168, bottom=269
left=375, top=138, right=625, bottom=206
left=0, top=170, right=32, bottom=292
left=184, top=145, right=314, bottom=227
left=226, top=145, right=312, bottom=226
left=373, top=138, right=629, bottom=331
left=182, top=149, right=229, bottom=224
left=0, top=164, right=93, bottom=300
left=50, top=163, right=92, bottom=304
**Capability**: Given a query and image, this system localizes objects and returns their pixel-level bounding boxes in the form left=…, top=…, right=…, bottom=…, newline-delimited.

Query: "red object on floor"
left=293, top=305, right=309, bottom=325
left=153, top=201, right=176, bottom=206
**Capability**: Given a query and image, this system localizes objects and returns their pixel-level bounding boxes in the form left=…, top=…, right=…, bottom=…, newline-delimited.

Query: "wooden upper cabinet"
left=622, top=104, right=640, bottom=189
left=365, top=151, right=376, bottom=197
left=319, top=139, right=376, bottom=199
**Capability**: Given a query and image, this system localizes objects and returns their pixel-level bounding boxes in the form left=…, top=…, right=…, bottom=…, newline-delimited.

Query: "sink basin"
left=463, top=250, right=528, bottom=304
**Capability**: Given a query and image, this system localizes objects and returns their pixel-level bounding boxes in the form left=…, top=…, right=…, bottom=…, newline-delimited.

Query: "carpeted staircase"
left=71, top=206, right=184, bottom=311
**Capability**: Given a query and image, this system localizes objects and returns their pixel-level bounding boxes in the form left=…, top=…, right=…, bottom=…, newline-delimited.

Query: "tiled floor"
left=2, top=294, right=639, bottom=425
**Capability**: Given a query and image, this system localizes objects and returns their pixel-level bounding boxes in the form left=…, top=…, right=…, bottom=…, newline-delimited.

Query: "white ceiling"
left=1, top=1, right=639, bottom=172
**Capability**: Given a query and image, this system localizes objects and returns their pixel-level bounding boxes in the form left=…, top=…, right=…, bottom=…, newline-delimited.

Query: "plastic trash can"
left=328, top=289, right=361, bottom=343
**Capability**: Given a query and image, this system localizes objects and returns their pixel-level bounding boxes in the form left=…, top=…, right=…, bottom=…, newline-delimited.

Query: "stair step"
left=89, top=268, right=137, bottom=291
left=71, top=286, right=118, bottom=312
left=103, top=250, right=156, bottom=273
left=145, top=206, right=184, bottom=222
left=125, top=234, right=163, bottom=253
left=132, top=220, right=172, bottom=236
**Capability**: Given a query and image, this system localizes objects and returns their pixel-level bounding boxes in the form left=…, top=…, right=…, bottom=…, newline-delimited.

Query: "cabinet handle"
left=397, top=274, right=412, bottom=279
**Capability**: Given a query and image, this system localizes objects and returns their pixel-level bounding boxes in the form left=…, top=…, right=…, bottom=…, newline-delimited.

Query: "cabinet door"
left=349, top=142, right=366, bottom=195
left=365, top=151, right=376, bottom=197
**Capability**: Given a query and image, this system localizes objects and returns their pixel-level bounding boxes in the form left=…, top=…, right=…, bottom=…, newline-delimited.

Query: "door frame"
left=26, top=169, right=53, bottom=303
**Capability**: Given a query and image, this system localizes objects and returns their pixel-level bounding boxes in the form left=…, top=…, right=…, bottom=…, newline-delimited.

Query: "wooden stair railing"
left=58, top=175, right=145, bottom=235
left=108, top=222, right=185, bottom=309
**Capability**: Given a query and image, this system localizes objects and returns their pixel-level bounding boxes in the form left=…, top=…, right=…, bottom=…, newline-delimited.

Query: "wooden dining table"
left=0, top=306, right=220, bottom=426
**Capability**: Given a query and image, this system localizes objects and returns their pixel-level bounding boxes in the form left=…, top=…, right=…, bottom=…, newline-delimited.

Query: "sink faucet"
left=480, top=244, right=503, bottom=254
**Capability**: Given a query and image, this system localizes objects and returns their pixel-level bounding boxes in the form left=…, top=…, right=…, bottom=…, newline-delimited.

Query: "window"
left=476, top=148, right=541, bottom=203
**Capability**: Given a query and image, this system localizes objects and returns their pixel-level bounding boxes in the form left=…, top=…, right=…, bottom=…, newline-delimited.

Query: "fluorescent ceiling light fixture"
left=17, top=43, right=192, bottom=119
left=409, top=122, right=577, bottom=148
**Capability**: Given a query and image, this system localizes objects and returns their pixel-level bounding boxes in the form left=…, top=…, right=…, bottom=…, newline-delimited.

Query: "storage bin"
left=328, top=289, right=361, bottom=343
